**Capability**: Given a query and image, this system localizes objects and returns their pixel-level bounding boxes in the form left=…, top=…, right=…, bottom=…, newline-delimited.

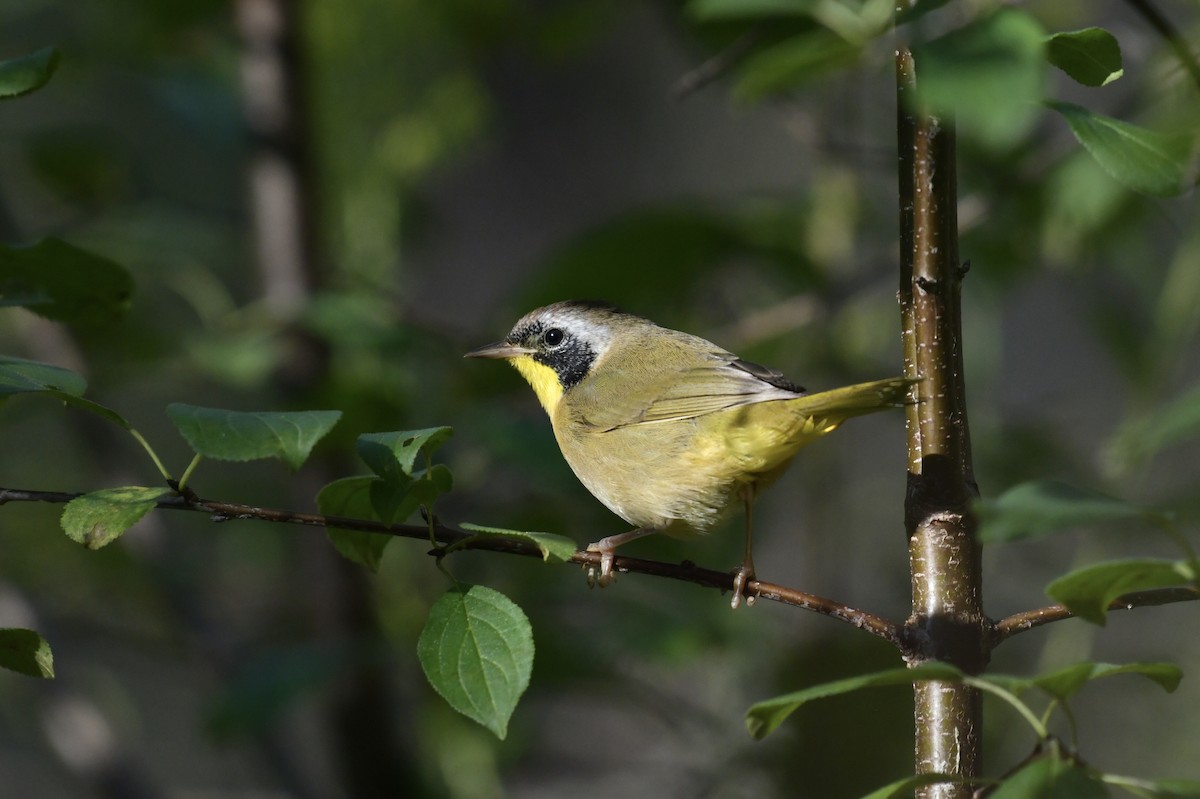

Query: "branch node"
left=915, top=275, right=939, bottom=294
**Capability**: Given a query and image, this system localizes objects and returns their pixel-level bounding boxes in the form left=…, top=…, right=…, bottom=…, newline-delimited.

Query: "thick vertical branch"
left=896, top=42, right=986, bottom=799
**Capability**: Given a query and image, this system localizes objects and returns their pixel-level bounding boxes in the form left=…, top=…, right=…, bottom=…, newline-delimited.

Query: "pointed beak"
left=464, top=341, right=534, bottom=360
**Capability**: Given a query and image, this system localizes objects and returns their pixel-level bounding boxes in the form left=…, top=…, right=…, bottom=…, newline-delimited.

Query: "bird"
left=466, top=300, right=914, bottom=608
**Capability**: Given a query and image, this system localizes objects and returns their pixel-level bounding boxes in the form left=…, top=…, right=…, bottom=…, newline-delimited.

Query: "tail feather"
left=786, top=377, right=918, bottom=422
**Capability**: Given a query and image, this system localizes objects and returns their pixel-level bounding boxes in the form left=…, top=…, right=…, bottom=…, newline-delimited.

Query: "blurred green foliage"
left=1, top=0, right=1199, bottom=796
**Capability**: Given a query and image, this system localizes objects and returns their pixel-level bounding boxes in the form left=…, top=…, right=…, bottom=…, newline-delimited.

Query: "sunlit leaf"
left=167, top=405, right=341, bottom=470
left=745, top=662, right=963, bottom=739
left=417, top=584, right=533, bottom=740
left=356, top=427, right=454, bottom=479
left=317, top=476, right=392, bottom=573
left=1049, top=102, right=1192, bottom=197
left=0, top=238, right=133, bottom=324
left=1046, top=28, right=1123, bottom=87
left=60, top=486, right=171, bottom=549
left=0, top=628, right=54, bottom=678
left=0, top=47, right=60, bottom=99
left=977, top=480, right=1155, bottom=543
left=460, top=523, right=578, bottom=563
left=1046, top=559, right=1193, bottom=625
left=911, top=9, right=1046, bottom=149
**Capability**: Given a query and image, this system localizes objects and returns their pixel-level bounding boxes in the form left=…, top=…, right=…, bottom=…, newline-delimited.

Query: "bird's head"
left=466, top=300, right=631, bottom=415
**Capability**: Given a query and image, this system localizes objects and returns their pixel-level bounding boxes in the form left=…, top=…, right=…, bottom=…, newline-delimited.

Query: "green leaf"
left=356, top=427, right=454, bottom=479
left=859, top=773, right=969, bottom=799
left=0, top=355, right=134, bottom=429
left=1048, top=101, right=1192, bottom=197
left=424, top=463, right=454, bottom=493
left=735, top=29, right=863, bottom=100
left=991, top=756, right=1108, bottom=799
left=167, top=404, right=341, bottom=470
left=1046, top=559, right=1193, bottom=625
left=0, top=47, right=61, bottom=99
left=1046, top=28, right=1123, bottom=87
left=0, top=628, right=54, bottom=678
left=403, top=464, right=454, bottom=511
left=0, top=238, right=133, bottom=324
left=745, top=662, right=963, bottom=739
left=60, top=486, right=171, bottom=549
left=0, top=355, right=86, bottom=397
left=911, top=9, right=1047, bottom=149
left=970, top=662, right=1183, bottom=703
left=460, top=523, right=578, bottom=563
left=318, top=462, right=452, bottom=572
left=317, top=476, right=392, bottom=573
left=417, top=584, right=533, bottom=740
left=1106, top=383, right=1200, bottom=472
left=368, top=475, right=414, bottom=524
left=977, top=480, right=1155, bottom=544
left=1030, top=662, right=1182, bottom=701
left=374, top=465, right=451, bottom=525
left=352, top=431, right=454, bottom=530
left=52, top=394, right=134, bottom=429
left=686, top=0, right=818, bottom=21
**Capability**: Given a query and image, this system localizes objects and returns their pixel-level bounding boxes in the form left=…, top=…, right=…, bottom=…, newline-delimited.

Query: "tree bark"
left=896, top=41, right=987, bottom=799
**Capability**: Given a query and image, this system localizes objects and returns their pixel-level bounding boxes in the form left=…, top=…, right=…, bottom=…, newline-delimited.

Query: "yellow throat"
left=511, top=355, right=564, bottom=416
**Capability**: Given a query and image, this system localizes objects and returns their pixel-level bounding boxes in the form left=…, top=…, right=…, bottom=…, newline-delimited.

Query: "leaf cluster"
left=680, top=1, right=1196, bottom=196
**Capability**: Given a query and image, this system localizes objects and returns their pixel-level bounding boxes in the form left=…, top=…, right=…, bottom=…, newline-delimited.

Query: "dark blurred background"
left=1, top=0, right=1198, bottom=796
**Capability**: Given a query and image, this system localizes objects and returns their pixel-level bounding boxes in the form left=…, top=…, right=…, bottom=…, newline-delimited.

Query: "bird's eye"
left=542, top=328, right=565, bottom=347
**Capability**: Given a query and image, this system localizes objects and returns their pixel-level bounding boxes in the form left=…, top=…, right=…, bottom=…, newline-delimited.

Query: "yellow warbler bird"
left=467, top=301, right=913, bottom=607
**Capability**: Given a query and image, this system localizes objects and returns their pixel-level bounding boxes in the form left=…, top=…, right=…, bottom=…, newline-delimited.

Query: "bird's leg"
left=586, top=528, right=656, bottom=587
left=731, top=486, right=757, bottom=609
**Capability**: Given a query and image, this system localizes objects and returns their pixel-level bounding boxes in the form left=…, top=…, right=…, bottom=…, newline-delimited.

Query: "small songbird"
left=467, top=301, right=914, bottom=607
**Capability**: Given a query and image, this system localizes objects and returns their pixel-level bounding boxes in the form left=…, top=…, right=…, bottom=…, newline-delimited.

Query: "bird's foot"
left=730, top=563, right=757, bottom=610
left=585, top=542, right=616, bottom=588
left=584, top=528, right=656, bottom=589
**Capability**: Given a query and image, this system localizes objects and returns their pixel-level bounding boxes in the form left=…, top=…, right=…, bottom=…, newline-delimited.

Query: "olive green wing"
left=572, top=334, right=803, bottom=431
left=628, top=360, right=803, bottom=425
